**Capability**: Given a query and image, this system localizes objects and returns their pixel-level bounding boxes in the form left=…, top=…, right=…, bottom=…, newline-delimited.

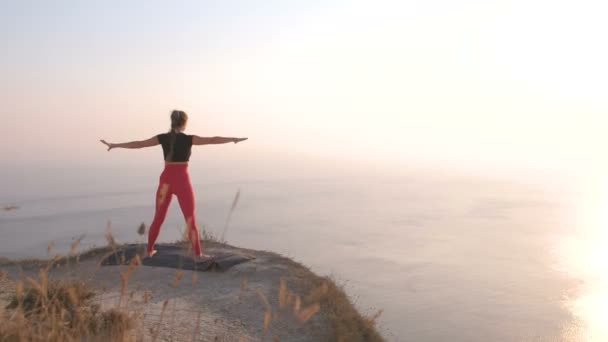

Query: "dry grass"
left=313, top=277, right=384, bottom=342
left=0, top=227, right=139, bottom=342
left=264, top=254, right=385, bottom=342
left=0, top=273, right=134, bottom=342
left=220, top=189, right=241, bottom=242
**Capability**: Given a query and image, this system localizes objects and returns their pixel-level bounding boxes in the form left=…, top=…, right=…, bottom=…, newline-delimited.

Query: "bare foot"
left=194, top=253, right=212, bottom=261
left=147, top=250, right=157, bottom=257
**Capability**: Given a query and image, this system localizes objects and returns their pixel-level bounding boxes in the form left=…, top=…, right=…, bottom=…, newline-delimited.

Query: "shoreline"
left=0, top=240, right=383, bottom=341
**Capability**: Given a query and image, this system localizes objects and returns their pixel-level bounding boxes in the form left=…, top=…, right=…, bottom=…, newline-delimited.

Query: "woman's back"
left=157, top=132, right=193, bottom=162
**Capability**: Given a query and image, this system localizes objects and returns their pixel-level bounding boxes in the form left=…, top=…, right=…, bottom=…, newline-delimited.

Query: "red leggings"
left=147, top=164, right=202, bottom=256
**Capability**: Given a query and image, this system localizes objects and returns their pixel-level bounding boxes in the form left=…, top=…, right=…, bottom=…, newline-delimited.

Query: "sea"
left=0, top=159, right=605, bottom=341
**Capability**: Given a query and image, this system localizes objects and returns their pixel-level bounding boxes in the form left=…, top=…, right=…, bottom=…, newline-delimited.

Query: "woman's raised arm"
left=100, top=136, right=159, bottom=151
left=192, top=136, right=248, bottom=145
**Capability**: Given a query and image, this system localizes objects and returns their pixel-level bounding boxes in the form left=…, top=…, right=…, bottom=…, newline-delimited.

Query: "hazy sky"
left=2, top=0, right=607, bottom=179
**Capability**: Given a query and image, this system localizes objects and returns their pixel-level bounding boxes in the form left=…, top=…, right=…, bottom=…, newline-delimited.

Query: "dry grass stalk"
left=297, top=303, right=321, bottom=323
left=256, top=289, right=271, bottom=310
left=106, top=221, right=116, bottom=249
left=275, top=279, right=321, bottom=323
left=103, top=221, right=123, bottom=271
left=220, top=189, right=241, bottom=242
left=70, top=236, right=84, bottom=257
left=263, top=309, right=272, bottom=336
left=257, top=288, right=273, bottom=336
left=170, top=271, right=185, bottom=288
left=278, top=278, right=288, bottom=309
left=150, top=299, right=170, bottom=342
left=305, top=281, right=329, bottom=303
left=192, top=271, right=199, bottom=286
left=294, top=295, right=301, bottom=314
left=201, top=229, right=218, bottom=242
left=15, top=281, right=23, bottom=301
left=67, top=286, right=80, bottom=306
left=47, top=241, right=56, bottom=257
left=137, top=222, right=146, bottom=236
left=142, top=291, right=152, bottom=304
left=119, top=255, right=142, bottom=305
left=363, top=309, right=384, bottom=330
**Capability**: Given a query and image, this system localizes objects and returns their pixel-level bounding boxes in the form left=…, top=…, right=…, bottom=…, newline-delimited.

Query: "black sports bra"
left=157, top=133, right=193, bottom=162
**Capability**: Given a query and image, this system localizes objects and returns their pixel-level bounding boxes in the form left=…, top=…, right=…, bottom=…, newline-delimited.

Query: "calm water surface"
left=0, top=164, right=604, bottom=341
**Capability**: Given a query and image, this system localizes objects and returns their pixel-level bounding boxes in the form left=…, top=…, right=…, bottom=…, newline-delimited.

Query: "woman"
left=100, top=110, right=247, bottom=258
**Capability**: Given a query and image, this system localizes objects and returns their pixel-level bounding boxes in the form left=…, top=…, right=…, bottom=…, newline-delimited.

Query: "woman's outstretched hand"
left=234, top=138, right=248, bottom=144
left=100, top=140, right=115, bottom=151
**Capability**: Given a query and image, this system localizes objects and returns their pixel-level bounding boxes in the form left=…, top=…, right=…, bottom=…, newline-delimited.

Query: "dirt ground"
left=0, top=242, right=373, bottom=341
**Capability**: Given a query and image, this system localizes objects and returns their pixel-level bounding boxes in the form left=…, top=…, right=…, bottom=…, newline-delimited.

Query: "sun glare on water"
left=558, top=184, right=608, bottom=341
